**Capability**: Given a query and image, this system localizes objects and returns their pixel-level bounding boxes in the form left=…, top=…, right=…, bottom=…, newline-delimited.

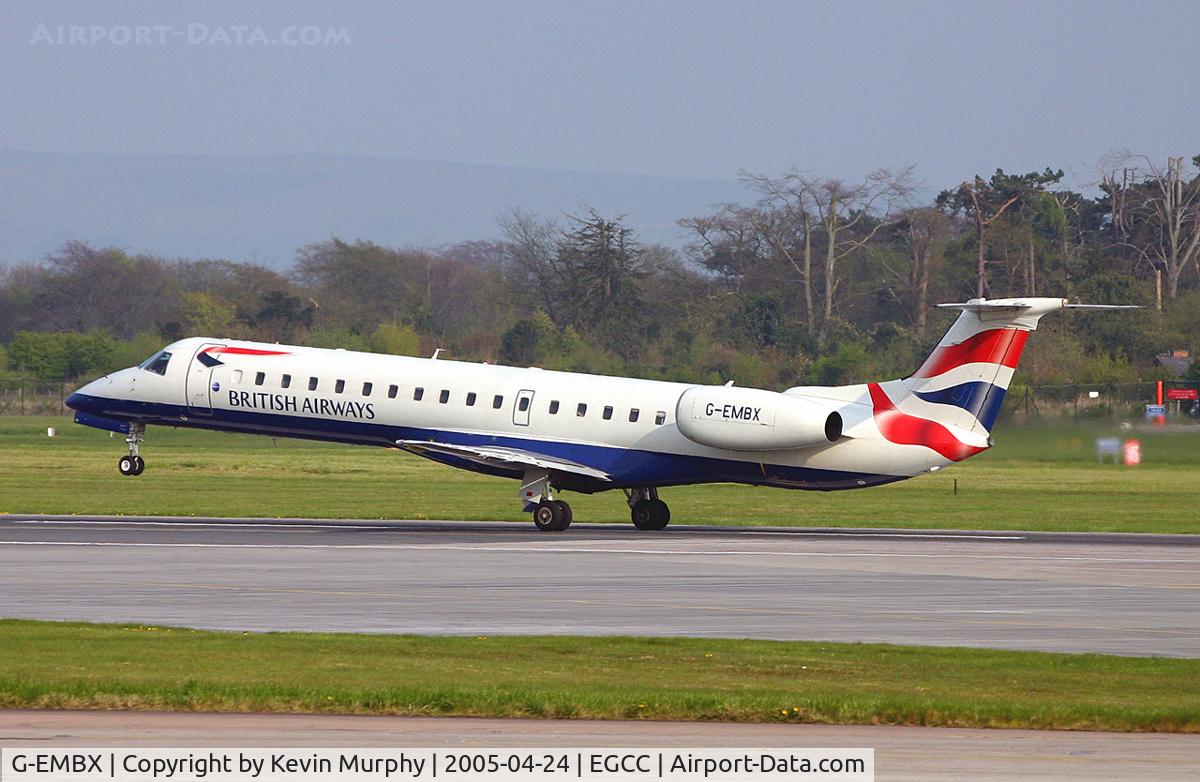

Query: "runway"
left=2, top=710, right=1198, bottom=782
left=1, top=516, right=1198, bottom=656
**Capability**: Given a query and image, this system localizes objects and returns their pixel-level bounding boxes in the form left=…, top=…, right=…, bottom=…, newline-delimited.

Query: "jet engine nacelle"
left=675, top=385, right=843, bottom=452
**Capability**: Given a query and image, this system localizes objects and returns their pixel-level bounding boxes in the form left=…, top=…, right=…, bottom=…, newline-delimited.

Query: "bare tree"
left=894, top=207, right=950, bottom=338
left=1102, top=154, right=1200, bottom=309
left=497, top=209, right=572, bottom=323
left=739, top=175, right=818, bottom=334
left=745, top=167, right=915, bottom=345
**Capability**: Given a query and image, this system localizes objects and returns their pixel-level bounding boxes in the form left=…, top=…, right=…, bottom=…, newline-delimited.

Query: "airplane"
left=66, top=297, right=1132, bottom=531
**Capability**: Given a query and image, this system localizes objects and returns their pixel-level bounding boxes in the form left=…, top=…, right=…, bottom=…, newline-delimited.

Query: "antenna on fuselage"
left=431, top=348, right=445, bottom=360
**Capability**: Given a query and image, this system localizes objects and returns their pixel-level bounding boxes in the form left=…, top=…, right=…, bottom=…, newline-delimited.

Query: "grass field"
left=1, top=619, right=1196, bottom=732
left=2, top=415, right=1198, bottom=532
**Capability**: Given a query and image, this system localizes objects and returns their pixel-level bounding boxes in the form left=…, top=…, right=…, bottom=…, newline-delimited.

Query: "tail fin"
left=899, top=298, right=1134, bottom=434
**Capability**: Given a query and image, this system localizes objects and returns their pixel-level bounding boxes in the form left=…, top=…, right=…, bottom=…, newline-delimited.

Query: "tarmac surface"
left=2, top=710, right=1198, bottom=782
left=1, top=515, right=1198, bottom=656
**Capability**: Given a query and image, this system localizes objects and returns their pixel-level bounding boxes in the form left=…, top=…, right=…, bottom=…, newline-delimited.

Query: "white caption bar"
left=1, top=748, right=873, bottom=782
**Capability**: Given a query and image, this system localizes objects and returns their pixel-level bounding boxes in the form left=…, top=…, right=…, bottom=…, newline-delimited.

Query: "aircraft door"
left=187, top=342, right=225, bottom=414
left=513, top=389, right=535, bottom=426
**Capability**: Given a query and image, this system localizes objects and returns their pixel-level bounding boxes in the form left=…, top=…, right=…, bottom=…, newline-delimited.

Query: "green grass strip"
left=3, top=416, right=1200, bottom=532
left=1, top=620, right=1196, bottom=733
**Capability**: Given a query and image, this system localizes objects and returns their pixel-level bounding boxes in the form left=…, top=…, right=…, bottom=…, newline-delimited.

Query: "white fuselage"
left=68, top=336, right=941, bottom=493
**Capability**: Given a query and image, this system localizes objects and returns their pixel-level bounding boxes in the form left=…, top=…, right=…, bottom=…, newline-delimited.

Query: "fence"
left=1005, top=382, right=1200, bottom=421
left=0, top=379, right=70, bottom=416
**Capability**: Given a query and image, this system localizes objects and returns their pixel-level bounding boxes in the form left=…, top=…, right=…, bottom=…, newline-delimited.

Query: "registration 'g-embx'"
left=67, top=298, right=1132, bottom=531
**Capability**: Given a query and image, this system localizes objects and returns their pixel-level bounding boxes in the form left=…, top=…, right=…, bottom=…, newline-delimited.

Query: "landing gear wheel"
left=552, top=499, right=572, bottom=529
left=130, top=456, right=145, bottom=476
left=631, top=498, right=670, bottom=530
left=118, top=455, right=135, bottom=476
left=532, top=500, right=571, bottom=531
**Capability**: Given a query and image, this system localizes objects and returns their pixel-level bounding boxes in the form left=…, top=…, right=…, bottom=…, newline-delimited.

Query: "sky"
left=3, top=0, right=1197, bottom=193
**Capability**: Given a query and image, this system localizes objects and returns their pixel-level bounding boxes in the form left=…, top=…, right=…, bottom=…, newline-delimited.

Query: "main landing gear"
left=626, top=487, right=670, bottom=531
left=520, top=471, right=670, bottom=532
left=522, top=470, right=572, bottom=531
left=117, top=423, right=146, bottom=476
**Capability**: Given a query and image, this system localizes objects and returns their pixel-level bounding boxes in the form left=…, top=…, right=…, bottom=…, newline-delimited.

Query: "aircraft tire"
left=130, top=456, right=145, bottom=476
left=650, top=498, right=670, bottom=528
left=532, top=500, right=569, bottom=532
left=631, top=499, right=669, bottom=531
left=118, top=456, right=134, bottom=476
left=552, top=500, right=573, bottom=529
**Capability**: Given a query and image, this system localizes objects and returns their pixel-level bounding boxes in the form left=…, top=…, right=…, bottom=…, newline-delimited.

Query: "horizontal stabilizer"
left=937, top=299, right=1139, bottom=313
left=1063, top=304, right=1141, bottom=310
left=936, top=301, right=1032, bottom=312
left=396, top=439, right=611, bottom=481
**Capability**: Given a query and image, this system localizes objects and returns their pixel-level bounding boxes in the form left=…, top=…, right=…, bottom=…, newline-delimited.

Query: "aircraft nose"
left=66, top=376, right=110, bottom=412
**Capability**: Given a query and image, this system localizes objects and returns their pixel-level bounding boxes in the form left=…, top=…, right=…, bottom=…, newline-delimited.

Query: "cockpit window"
left=139, top=351, right=172, bottom=376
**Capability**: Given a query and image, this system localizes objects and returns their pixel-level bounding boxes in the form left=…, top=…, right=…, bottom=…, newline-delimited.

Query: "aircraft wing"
left=395, top=440, right=612, bottom=481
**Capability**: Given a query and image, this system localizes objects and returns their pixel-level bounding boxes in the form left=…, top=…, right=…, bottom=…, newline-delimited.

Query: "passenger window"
left=493, top=395, right=503, bottom=409
left=388, top=385, right=398, bottom=399
left=362, top=382, right=373, bottom=396
left=232, top=370, right=243, bottom=384
left=255, top=371, right=265, bottom=386
left=335, top=379, right=345, bottom=394
left=466, top=392, right=477, bottom=406
left=629, top=408, right=639, bottom=422
left=519, top=397, right=530, bottom=412
left=655, top=411, right=667, bottom=425
left=602, top=405, right=613, bottom=420
left=281, top=374, right=292, bottom=389
left=549, top=400, right=560, bottom=414
left=439, top=389, right=450, bottom=404
left=577, top=403, right=587, bottom=417
left=308, top=377, right=318, bottom=391
left=414, top=387, right=424, bottom=401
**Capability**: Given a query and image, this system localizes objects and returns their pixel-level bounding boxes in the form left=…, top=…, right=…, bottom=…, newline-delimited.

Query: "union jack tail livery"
left=861, top=298, right=1136, bottom=465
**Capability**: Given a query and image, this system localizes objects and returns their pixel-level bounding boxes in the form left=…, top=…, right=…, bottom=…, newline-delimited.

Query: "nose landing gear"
left=117, top=424, right=146, bottom=476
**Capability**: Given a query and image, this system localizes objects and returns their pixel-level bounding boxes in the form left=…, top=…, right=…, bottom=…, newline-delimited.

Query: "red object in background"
left=1156, top=380, right=1164, bottom=405
left=1122, top=439, right=1141, bottom=466
left=1166, top=387, right=1199, bottom=401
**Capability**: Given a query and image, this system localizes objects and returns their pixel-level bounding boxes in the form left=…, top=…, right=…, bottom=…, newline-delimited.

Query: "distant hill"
left=0, top=150, right=750, bottom=267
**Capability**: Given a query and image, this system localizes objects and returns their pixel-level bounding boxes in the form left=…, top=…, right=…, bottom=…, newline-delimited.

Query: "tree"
left=937, top=168, right=1062, bottom=298
left=22, top=242, right=179, bottom=339
left=368, top=322, right=420, bottom=356
left=890, top=207, right=951, bottom=338
left=678, top=204, right=769, bottom=295
left=250, top=290, right=315, bottom=342
left=295, top=239, right=428, bottom=331
left=556, top=209, right=648, bottom=357
left=1102, top=154, right=1200, bottom=309
left=738, top=178, right=819, bottom=334
left=179, top=291, right=237, bottom=336
left=799, top=168, right=915, bottom=345
left=498, top=210, right=574, bottom=324
left=7, top=330, right=118, bottom=380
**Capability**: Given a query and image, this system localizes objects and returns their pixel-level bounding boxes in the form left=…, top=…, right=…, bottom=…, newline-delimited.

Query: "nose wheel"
left=118, top=423, right=146, bottom=476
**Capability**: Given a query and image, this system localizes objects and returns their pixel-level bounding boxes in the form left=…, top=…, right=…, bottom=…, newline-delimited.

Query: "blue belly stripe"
left=66, top=392, right=900, bottom=492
